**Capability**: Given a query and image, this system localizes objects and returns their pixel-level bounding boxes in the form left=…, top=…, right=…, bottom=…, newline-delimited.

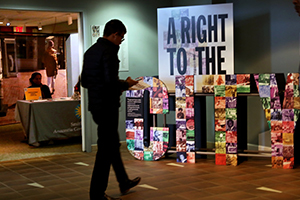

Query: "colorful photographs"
left=214, top=74, right=239, bottom=166
left=176, top=75, right=195, bottom=163
left=126, top=76, right=170, bottom=161
left=255, top=73, right=299, bottom=169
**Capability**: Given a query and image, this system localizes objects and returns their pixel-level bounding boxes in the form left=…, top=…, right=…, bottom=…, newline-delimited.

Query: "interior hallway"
left=1, top=143, right=300, bottom=200
left=1, top=71, right=300, bottom=199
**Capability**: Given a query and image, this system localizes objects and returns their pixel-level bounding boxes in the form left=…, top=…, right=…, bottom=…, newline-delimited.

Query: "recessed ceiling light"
left=38, top=22, right=42, bottom=30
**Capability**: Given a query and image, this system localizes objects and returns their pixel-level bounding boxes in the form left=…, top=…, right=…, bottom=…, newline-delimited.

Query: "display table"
left=15, top=99, right=81, bottom=146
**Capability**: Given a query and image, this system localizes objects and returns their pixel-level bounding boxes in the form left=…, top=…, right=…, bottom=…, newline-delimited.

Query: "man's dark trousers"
left=89, top=106, right=129, bottom=199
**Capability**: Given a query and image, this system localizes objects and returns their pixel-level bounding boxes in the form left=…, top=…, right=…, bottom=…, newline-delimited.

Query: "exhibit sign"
left=24, top=88, right=42, bottom=100
left=157, top=3, right=234, bottom=93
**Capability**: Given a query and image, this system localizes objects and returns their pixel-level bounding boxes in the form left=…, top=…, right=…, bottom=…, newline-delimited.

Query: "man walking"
left=81, top=19, right=141, bottom=200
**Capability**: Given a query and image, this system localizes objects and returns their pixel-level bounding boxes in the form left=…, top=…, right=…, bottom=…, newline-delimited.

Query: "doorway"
left=0, top=9, right=84, bottom=161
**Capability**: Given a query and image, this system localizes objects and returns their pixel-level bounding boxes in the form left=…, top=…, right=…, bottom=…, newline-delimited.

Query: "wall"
left=0, top=0, right=173, bottom=149
left=66, top=33, right=80, bottom=97
left=231, top=0, right=300, bottom=147
left=82, top=1, right=173, bottom=145
left=42, top=20, right=78, bottom=34
left=1, top=0, right=300, bottom=150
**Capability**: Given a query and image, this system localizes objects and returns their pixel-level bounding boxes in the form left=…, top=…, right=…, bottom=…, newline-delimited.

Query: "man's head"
left=103, top=19, right=126, bottom=45
left=293, top=0, right=300, bottom=16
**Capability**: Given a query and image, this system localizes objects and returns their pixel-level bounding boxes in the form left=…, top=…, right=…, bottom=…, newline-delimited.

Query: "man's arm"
left=125, top=77, right=138, bottom=87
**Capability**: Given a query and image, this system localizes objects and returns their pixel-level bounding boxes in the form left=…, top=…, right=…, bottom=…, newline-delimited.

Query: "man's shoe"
left=120, top=177, right=141, bottom=194
left=103, top=193, right=121, bottom=200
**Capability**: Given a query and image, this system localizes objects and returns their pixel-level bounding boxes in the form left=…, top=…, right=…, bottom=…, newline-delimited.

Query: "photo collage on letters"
left=214, top=74, right=250, bottom=166
left=254, top=73, right=300, bottom=169
left=126, top=76, right=169, bottom=161
left=176, top=75, right=195, bottom=163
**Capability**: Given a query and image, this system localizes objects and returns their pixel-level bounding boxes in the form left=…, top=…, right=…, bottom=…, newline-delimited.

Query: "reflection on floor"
left=1, top=69, right=67, bottom=125
left=1, top=137, right=300, bottom=199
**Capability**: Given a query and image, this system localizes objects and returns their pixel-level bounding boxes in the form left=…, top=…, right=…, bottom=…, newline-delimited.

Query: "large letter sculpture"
left=175, top=75, right=195, bottom=163
left=254, top=73, right=299, bottom=169
left=214, top=75, right=237, bottom=165
left=196, top=74, right=249, bottom=166
left=125, top=73, right=300, bottom=168
left=214, top=74, right=250, bottom=166
left=125, top=76, right=169, bottom=161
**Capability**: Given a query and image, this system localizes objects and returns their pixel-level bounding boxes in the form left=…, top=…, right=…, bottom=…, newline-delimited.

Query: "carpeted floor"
left=0, top=123, right=82, bottom=162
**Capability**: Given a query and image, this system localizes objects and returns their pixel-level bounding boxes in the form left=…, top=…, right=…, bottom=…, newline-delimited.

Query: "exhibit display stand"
left=126, top=73, right=297, bottom=169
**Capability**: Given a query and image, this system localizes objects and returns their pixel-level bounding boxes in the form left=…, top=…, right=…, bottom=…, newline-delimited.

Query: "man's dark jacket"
left=81, top=38, right=129, bottom=111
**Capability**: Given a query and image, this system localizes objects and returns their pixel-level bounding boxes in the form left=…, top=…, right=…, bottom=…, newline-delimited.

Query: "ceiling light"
left=4, top=18, right=10, bottom=26
left=0, top=21, right=3, bottom=25
left=68, top=15, right=72, bottom=25
left=38, top=22, right=42, bottom=30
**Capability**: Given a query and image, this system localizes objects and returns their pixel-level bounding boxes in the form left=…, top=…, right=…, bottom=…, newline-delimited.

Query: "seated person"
left=27, top=72, right=52, bottom=99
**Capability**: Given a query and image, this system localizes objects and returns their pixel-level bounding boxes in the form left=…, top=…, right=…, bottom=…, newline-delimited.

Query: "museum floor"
left=1, top=141, right=300, bottom=200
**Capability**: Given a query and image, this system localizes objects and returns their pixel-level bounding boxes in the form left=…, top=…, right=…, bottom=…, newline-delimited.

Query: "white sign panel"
left=157, top=3, right=234, bottom=92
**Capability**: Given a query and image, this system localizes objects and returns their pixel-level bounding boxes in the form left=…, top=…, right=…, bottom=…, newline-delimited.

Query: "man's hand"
left=126, top=77, right=139, bottom=87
